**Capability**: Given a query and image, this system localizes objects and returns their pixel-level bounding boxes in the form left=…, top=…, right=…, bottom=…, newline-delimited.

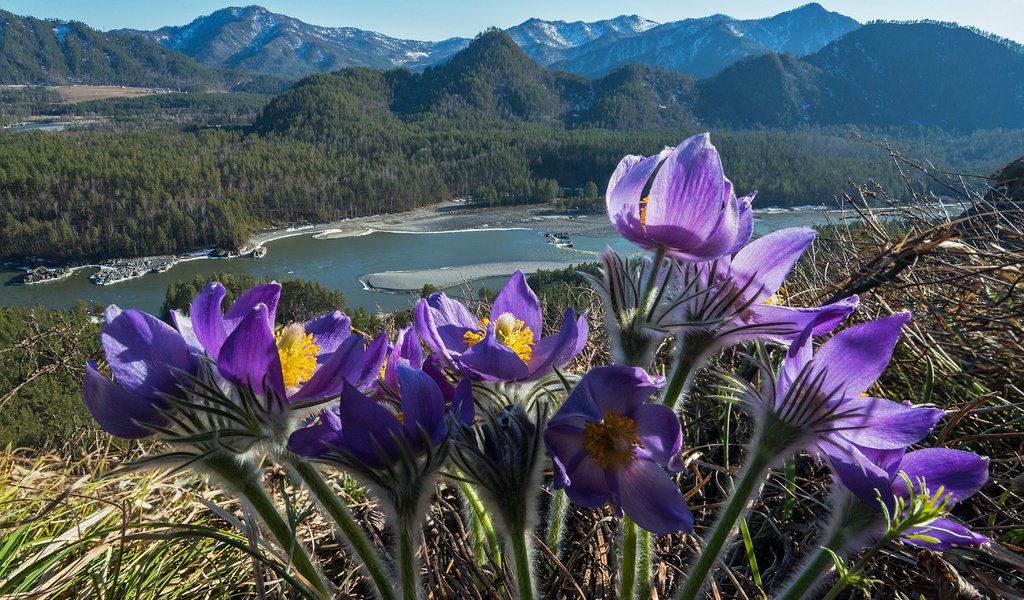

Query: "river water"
left=0, top=211, right=834, bottom=315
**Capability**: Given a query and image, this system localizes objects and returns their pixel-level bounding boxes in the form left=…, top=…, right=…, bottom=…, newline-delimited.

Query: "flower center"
left=463, top=312, right=535, bottom=363
left=639, top=195, right=650, bottom=229
left=762, top=285, right=787, bottom=306
left=276, top=323, right=320, bottom=389
left=582, top=411, right=643, bottom=471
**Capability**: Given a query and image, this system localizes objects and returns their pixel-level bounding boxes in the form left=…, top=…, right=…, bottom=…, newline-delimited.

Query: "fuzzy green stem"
left=676, top=445, right=773, bottom=600
left=204, top=455, right=331, bottom=598
left=620, top=516, right=639, bottom=600
left=461, top=481, right=501, bottom=563
left=398, top=517, right=421, bottom=600
left=637, top=529, right=652, bottom=600
left=776, top=543, right=839, bottom=600
left=510, top=530, right=537, bottom=600
left=290, top=459, right=396, bottom=600
left=545, top=488, right=569, bottom=564
left=638, top=246, right=668, bottom=322
left=661, top=332, right=712, bottom=410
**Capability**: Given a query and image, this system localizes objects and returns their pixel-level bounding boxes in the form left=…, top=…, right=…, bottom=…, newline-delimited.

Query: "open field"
left=0, top=84, right=173, bottom=104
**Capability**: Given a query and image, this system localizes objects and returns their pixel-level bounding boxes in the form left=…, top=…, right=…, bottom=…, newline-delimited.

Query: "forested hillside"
left=0, top=30, right=1021, bottom=263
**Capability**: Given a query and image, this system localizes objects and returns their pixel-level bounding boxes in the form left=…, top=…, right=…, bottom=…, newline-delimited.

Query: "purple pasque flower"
left=689, top=227, right=859, bottom=346
left=415, top=270, right=587, bottom=382
left=177, top=282, right=387, bottom=407
left=762, top=313, right=946, bottom=461
left=543, top=366, right=692, bottom=534
left=83, top=306, right=196, bottom=439
left=829, top=446, right=989, bottom=549
left=288, top=365, right=474, bottom=468
left=607, top=133, right=754, bottom=263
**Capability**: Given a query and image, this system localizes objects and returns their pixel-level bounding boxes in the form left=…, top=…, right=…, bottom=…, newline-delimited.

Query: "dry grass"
left=49, top=86, right=171, bottom=104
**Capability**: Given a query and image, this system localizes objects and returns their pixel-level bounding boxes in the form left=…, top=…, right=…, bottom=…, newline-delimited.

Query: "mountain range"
left=1, top=5, right=1022, bottom=130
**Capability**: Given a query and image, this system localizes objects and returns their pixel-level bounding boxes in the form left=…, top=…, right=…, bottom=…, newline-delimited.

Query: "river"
left=0, top=210, right=834, bottom=315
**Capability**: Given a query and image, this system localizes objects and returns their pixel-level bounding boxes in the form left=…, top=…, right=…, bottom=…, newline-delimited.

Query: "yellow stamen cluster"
left=639, top=195, right=650, bottom=229
left=463, top=312, right=536, bottom=363
left=276, top=323, right=320, bottom=389
left=762, top=285, right=788, bottom=306
left=582, top=411, right=644, bottom=471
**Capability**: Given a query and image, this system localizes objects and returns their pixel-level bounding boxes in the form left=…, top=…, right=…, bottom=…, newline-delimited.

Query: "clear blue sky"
left=1, top=1, right=1021, bottom=42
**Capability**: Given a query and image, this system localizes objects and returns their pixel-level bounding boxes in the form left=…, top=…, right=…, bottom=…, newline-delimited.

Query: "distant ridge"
left=257, top=23, right=1024, bottom=133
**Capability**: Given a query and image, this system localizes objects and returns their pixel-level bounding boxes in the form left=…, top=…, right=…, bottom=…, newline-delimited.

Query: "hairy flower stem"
left=676, top=445, right=773, bottom=600
left=289, top=459, right=396, bottom=600
left=460, top=481, right=502, bottom=563
left=776, top=499, right=878, bottom=600
left=639, top=247, right=668, bottom=321
left=545, top=488, right=568, bottom=567
left=620, top=516, right=640, bottom=600
left=510, top=529, right=537, bottom=600
left=398, top=517, right=421, bottom=600
left=662, top=331, right=712, bottom=411
left=203, top=454, right=332, bottom=598
left=637, top=529, right=652, bottom=600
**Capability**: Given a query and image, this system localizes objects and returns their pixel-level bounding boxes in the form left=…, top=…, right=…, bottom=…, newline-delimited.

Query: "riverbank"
left=361, top=260, right=578, bottom=293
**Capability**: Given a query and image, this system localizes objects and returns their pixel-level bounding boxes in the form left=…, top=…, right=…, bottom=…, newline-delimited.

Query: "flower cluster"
left=81, top=132, right=990, bottom=600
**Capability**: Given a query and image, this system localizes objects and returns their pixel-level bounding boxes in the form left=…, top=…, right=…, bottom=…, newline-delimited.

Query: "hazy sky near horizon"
left=1, top=1, right=1021, bottom=43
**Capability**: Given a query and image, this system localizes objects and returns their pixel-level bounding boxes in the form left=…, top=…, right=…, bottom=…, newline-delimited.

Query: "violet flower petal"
left=606, top=151, right=667, bottom=246
left=895, top=448, right=989, bottom=503
left=336, top=383, right=403, bottom=468
left=528, top=309, right=588, bottom=378
left=397, top=365, right=446, bottom=445
left=289, top=335, right=364, bottom=402
left=490, top=270, right=542, bottom=339
left=83, top=361, right=166, bottom=439
left=903, top=517, right=989, bottom=549
left=415, top=293, right=478, bottom=364
left=645, top=133, right=724, bottom=241
left=224, top=283, right=281, bottom=334
left=628, top=403, right=682, bottom=465
left=101, top=306, right=192, bottom=397
left=730, top=227, right=816, bottom=303
left=190, top=282, right=228, bottom=358
left=812, top=312, right=912, bottom=398
left=617, top=459, right=693, bottom=534
left=304, top=311, right=351, bottom=359
left=831, top=396, right=945, bottom=450
left=217, top=303, right=286, bottom=400
left=579, top=365, right=664, bottom=416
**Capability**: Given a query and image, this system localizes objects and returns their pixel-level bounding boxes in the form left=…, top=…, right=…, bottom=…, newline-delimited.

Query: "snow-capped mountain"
left=120, top=4, right=858, bottom=79
left=121, top=6, right=470, bottom=78
left=549, top=3, right=860, bottom=77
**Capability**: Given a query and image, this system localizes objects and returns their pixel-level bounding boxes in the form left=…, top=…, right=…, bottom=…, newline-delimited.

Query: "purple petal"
left=902, top=517, right=988, bottom=549
left=398, top=365, right=446, bottom=444
left=628, top=403, right=682, bottom=465
left=101, top=306, right=192, bottom=397
left=730, top=228, right=816, bottom=303
left=171, top=309, right=204, bottom=356
left=451, top=379, right=475, bottom=424
left=336, top=383, right=402, bottom=468
left=458, top=325, right=530, bottom=381
left=304, top=311, right=351, bottom=359
left=83, top=361, right=164, bottom=439
left=645, top=133, right=724, bottom=241
left=895, top=448, right=989, bottom=503
left=574, top=365, right=663, bottom=418
left=490, top=270, right=542, bottom=340
left=353, top=332, right=389, bottom=390
left=217, top=303, right=286, bottom=401
left=544, top=423, right=610, bottom=507
left=830, top=397, right=944, bottom=450
left=287, top=420, right=343, bottom=457
left=824, top=442, right=896, bottom=509
left=190, top=283, right=227, bottom=358
left=414, top=294, right=478, bottom=364
left=618, top=459, right=694, bottom=534
left=386, top=325, right=424, bottom=390
left=423, top=356, right=457, bottom=401
left=289, top=335, right=364, bottom=402
left=528, top=309, right=588, bottom=379
left=224, top=283, right=281, bottom=334
left=813, top=312, right=912, bottom=398
left=727, top=298, right=858, bottom=348
left=606, top=150, right=667, bottom=246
